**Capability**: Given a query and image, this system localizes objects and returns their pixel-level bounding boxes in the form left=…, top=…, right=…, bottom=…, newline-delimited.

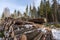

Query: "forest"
left=1, top=0, right=60, bottom=23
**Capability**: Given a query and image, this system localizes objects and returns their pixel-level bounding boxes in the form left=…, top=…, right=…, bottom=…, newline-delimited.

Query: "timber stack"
left=0, top=17, right=54, bottom=40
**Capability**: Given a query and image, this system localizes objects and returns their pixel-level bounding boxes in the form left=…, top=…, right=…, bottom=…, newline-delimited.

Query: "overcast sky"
left=0, top=0, right=59, bottom=17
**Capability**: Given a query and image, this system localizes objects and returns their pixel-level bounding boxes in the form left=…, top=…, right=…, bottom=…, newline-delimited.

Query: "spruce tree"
left=25, top=5, right=28, bottom=17
left=40, top=0, right=44, bottom=18
left=29, top=5, right=32, bottom=18
left=46, top=0, right=51, bottom=22
left=14, top=10, right=17, bottom=18
left=52, top=0, right=58, bottom=23
left=33, top=4, right=37, bottom=18
left=17, top=11, right=22, bottom=17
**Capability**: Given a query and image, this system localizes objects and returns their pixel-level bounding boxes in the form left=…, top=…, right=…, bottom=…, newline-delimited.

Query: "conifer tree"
left=52, top=0, right=58, bottom=23
left=46, top=0, right=51, bottom=22
left=40, top=0, right=44, bottom=18
left=25, top=5, right=28, bottom=17
left=14, top=10, right=17, bottom=18
left=29, top=5, right=32, bottom=17
left=17, top=11, right=22, bottom=17
left=33, top=4, right=37, bottom=18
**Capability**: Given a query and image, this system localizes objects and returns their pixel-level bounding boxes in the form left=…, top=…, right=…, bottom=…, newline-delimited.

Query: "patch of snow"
left=24, top=24, right=33, bottom=29
left=51, top=29, right=60, bottom=40
left=0, top=38, right=3, bottom=40
left=41, top=28, right=47, bottom=33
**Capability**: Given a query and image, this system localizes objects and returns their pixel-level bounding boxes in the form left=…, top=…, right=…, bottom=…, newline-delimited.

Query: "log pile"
left=28, top=18, right=45, bottom=24
left=0, top=17, right=41, bottom=40
left=0, top=17, right=54, bottom=40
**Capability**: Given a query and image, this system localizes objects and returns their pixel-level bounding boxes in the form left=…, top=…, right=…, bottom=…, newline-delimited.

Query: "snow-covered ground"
left=0, top=38, right=3, bottom=40
left=38, top=27, right=60, bottom=40
left=51, top=28, right=60, bottom=40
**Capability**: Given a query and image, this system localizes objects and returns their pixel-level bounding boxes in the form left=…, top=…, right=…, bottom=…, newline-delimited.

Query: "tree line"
left=1, top=0, right=60, bottom=23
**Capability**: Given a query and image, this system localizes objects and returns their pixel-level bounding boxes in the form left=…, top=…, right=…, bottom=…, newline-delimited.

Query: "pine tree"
left=17, top=11, right=20, bottom=16
left=46, top=0, right=51, bottom=22
left=29, top=4, right=36, bottom=18
left=33, top=4, right=37, bottom=18
left=40, top=0, right=44, bottom=18
left=37, top=7, right=40, bottom=18
left=25, top=5, right=28, bottom=17
left=31, top=10, right=34, bottom=18
left=52, top=0, right=58, bottom=23
left=29, top=5, right=32, bottom=17
left=14, top=10, right=17, bottom=18
left=17, top=11, right=22, bottom=18
left=46, top=0, right=50, bottom=13
left=23, top=12, right=28, bottom=21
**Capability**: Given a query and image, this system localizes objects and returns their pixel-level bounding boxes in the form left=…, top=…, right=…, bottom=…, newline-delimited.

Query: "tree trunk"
left=52, top=13, right=54, bottom=23
left=46, top=11, right=48, bottom=23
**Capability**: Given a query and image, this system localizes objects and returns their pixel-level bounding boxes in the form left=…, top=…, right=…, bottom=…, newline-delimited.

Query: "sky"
left=0, top=0, right=41, bottom=17
left=0, top=0, right=60, bottom=18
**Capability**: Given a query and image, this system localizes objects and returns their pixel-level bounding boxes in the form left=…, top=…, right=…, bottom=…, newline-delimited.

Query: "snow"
left=24, top=24, right=33, bottom=29
left=51, top=29, right=60, bottom=40
left=0, top=38, right=3, bottom=40
left=41, top=28, right=47, bottom=33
